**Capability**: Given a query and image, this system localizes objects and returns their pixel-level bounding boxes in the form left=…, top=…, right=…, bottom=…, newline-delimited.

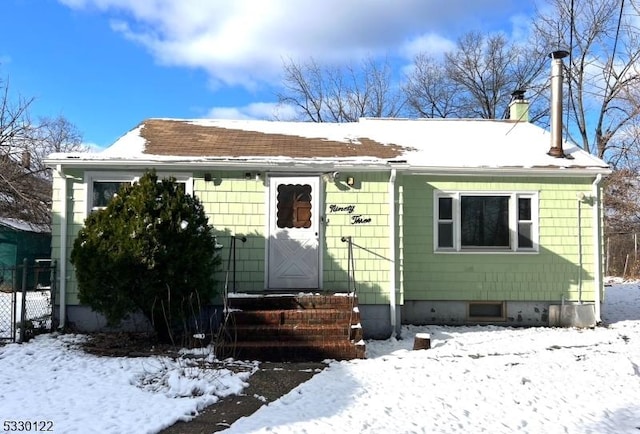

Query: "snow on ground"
left=224, top=280, right=640, bottom=434
left=0, top=336, right=257, bottom=433
left=1, top=281, right=639, bottom=434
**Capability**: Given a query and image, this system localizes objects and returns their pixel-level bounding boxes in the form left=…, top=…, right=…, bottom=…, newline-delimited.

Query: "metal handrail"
left=341, top=236, right=358, bottom=341
left=223, top=235, right=247, bottom=298
left=216, top=235, right=247, bottom=358
left=341, top=236, right=356, bottom=294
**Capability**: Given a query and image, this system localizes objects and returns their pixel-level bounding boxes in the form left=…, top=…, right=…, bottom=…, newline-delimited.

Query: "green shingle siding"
left=49, top=172, right=82, bottom=305
left=400, top=175, right=598, bottom=304
left=324, top=172, right=390, bottom=299
left=197, top=172, right=266, bottom=292
left=50, top=168, right=601, bottom=309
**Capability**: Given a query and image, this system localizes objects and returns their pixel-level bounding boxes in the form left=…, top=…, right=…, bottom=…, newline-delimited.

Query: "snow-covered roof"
left=0, top=217, right=50, bottom=233
left=46, top=117, right=610, bottom=174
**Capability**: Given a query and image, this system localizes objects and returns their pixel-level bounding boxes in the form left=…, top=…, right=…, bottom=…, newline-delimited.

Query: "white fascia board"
left=44, top=157, right=611, bottom=177
left=404, top=166, right=612, bottom=177
left=44, top=157, right=394, bottom=173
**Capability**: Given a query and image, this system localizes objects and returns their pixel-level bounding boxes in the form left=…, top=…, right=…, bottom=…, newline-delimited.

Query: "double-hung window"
left=435, top=191, right=538, bottom=252
left=86, top=172, right=193, bottom=214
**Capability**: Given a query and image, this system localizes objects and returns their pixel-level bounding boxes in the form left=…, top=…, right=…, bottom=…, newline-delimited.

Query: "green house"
left=0, top=218, right=51, bottom=291
left=45, top=107, right=611, bottom=338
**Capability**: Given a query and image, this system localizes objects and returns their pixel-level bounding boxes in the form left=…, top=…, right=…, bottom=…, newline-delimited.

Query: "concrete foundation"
left=57, top=304, right=225, bottom=334
left=58, top=300, right=597, bottom=341
left=402, top=300, right=573, bottom=327
left=59, top=305, right=153, bottom=333
left=548, top=304, right=597, bottom=328
left=358, top=304, right=395, bottom=339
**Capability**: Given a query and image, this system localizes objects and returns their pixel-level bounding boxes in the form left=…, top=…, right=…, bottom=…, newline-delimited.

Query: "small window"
left=276, top=184, right=313, bottom=228
left=468, top=302, right=505, bottom=321
left=517, top=197, right=533, bottom=248
left=437, top=197, right=454, bottom=248
left=92, top=181, right=130, bottom=211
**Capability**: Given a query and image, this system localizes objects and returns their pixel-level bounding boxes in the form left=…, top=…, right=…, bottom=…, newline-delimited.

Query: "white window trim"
left=433, top=190, right=539, bottom=254
left=85, top=171, right=194, bottom=216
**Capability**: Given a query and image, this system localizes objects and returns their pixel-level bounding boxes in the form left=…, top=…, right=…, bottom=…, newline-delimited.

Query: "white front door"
left=267, top=176, right=321, bottom=289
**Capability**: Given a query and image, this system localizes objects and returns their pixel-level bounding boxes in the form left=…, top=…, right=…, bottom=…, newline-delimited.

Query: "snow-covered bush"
left=71, top=170, right=220, bottom=342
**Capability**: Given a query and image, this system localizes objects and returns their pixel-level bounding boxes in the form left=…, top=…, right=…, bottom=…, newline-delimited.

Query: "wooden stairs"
left=215, top=293, right=366, bottom=362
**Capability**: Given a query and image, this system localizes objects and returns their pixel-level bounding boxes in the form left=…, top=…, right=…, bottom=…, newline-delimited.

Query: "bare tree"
left=533, top=0, right=640, bottom=275
left=30, top=115, right=84, bottom=177
left=447, top=32, right=512, bottom=119
left=404, top=54, right=461, bottom=118
left=534, top=0, right=640, bottom=161
left=0, top=77, right=34, bottom=159
left=277, top=56, right=405, bottom=122
left=0, top=76, right=84, bottom=226
left=405, top=31, right=548, bottom=121
left=604, top=167, right=640, bottom=233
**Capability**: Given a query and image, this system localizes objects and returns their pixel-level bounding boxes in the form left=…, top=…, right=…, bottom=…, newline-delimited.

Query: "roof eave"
left=45, top=157, right=611, bottom=177
left=404, top=166, right=612, bottom=177
left=44, top=156, right=394, bottom=172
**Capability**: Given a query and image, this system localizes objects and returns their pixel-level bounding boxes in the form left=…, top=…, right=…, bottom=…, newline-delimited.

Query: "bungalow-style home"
left=45, top=116, right=611, bottom=337
left=45, top=57, right=611, bottom=340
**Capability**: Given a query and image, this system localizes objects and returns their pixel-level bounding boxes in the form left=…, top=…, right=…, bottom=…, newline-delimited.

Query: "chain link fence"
left=605, top=233, right=640, bottom=279
left=0, top=259, right=56, bottom=343
left=0, top=283, right=15, bottom=342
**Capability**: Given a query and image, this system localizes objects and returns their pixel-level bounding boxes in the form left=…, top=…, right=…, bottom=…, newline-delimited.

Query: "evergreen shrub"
left=71, top=170, right=220, bottom=342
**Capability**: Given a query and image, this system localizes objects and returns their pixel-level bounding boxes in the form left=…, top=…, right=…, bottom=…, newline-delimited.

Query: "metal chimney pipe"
left=549, top=50, right=570, bottom=158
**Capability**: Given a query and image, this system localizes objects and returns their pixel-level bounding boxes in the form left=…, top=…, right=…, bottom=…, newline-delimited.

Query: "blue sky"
left=0, top=0, right=537, bottom=148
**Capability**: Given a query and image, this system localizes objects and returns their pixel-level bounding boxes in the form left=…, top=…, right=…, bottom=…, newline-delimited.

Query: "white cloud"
left=508, top=13, right=536, bottom=44
left=205, top=101, right=297, bottom=121
left=58, top=0, right=533, bottom=89
left=400, top=33, right=456, bottom=60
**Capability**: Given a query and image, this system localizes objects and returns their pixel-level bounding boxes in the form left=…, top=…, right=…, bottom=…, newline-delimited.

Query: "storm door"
left=267, top=176, right=320, bottom=289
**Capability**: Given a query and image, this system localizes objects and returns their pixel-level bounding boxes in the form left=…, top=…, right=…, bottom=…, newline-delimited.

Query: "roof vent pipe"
left=549, top=50, right=570, bottom=158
